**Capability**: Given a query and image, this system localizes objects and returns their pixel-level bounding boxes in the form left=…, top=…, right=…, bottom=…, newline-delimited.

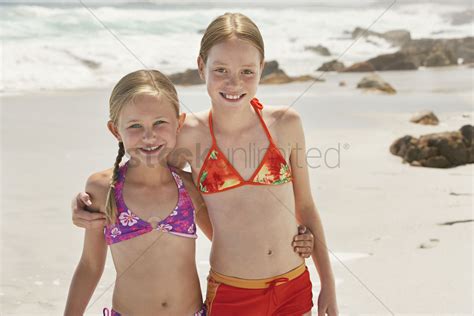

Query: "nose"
left=142, top=126, right=156, bottom=142
left=227, top=72, right=241, bottom=87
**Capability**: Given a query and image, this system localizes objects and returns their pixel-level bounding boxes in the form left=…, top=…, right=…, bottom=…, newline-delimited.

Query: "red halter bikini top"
left=197, top=98, right=292, bottom=194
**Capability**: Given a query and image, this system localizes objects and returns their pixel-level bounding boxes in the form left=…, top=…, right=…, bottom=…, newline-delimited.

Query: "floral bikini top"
left=198, top=98, right=293, bottom=194
left=104, top=161, right=197, bottom=245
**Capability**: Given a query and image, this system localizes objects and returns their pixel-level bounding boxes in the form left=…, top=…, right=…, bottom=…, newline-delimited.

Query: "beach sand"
left=1, top=67, right=473, bottom=315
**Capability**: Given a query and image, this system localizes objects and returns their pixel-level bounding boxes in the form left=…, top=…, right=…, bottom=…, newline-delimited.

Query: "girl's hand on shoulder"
left=72, top=192, right=106, bottom=229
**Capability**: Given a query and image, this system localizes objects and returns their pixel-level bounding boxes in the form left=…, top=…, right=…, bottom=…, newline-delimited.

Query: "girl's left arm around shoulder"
left=283, top=108, right=339, bottom=315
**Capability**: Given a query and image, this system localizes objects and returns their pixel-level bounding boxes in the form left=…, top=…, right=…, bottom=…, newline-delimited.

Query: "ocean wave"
left=1, top=2, right=472, bottom=93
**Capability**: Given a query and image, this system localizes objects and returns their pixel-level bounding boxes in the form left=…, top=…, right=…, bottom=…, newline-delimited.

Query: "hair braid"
left=105, top=142, right=125, bottom=224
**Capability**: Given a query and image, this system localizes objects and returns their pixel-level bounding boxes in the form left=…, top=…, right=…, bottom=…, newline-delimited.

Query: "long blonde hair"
left=105, top=69, right=179, bottom=224
left=199, top=12, right=265, bottom=63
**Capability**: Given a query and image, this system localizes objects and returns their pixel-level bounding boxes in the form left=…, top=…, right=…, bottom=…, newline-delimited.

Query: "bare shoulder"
left=181, top=111, right=209, bottom=138
left=264, top=106, right=302, bottom=139
left=85, top=168, right=112, bottom=210
left=268, top=106, right=301, bottom=125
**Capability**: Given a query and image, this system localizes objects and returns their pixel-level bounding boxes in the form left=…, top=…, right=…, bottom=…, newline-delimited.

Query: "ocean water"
left=1, top=0, right=473, bottom=93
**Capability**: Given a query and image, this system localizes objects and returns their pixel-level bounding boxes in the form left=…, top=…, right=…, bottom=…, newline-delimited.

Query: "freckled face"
left=112, top=94, right=182, bottom=165
left=200, top=37, right=263, bottom=108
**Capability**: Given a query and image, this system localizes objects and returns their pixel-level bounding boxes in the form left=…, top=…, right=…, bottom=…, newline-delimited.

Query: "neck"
left=211, top=103, right=257, bottom=134
left=125, top=158, right=172, bottom=186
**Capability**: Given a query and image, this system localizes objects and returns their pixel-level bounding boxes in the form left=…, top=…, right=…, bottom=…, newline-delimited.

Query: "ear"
left=107, top=120, right=121, bottom=141
left=177, top=113, right=186, bottom=133
left=197, top=56, right=205, bottom=81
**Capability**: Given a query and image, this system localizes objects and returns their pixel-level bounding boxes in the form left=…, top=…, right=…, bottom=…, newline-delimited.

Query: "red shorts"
left=205, top=263, right=313, bottom=316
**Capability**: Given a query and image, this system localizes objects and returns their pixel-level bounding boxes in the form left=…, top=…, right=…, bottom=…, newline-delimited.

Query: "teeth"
left=142, top=146, right=160, bottom=151
left=224, top=93, right=241, bottom=100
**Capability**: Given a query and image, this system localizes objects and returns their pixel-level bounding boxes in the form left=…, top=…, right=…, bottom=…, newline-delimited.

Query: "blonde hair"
left=105, top=69, right=179, bottom=224
left=199, top=12, right=265, bottom=63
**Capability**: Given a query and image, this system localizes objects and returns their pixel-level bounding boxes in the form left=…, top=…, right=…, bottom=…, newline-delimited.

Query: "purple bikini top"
left=104, top=161, right=197, bottom=245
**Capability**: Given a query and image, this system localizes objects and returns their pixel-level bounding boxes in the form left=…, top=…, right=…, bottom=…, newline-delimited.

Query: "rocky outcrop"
left=169, top=69, right=203, bottom=85
left=356, top=74, right=396, bottom=94
left=342, top=62, right=375, bottom=72
left=317, top=59, right=345, bottom=72
left=260, top=60, right=322, bottom=84
left=366, top=52, right=418, bottom=70
left=410, top=111, right=439, bottom=125
left=401, top=37, right=474, bottom=66
left=390, top=125, right=474, bottom=168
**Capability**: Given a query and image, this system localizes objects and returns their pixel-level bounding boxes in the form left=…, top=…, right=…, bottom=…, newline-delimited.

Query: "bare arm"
left=64, top=174, right=109, bottom=315
left=178, top=169, right=213, bottom=240
left=284, top=109, right=338, bottom=315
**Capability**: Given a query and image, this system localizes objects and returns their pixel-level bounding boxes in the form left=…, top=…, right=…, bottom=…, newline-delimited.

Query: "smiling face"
left=108, top=94, right=185, bottom=166
left=198, top=37, right=263, bottom=109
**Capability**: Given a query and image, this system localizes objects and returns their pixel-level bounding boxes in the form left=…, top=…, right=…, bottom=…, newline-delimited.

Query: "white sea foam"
left=1, top=2, right=472, bottom=94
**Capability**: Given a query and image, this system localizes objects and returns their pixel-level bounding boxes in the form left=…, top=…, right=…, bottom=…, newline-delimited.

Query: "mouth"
left=138, top=145, right=164, bottom=155
left=219, top=92, right=246, bottom=102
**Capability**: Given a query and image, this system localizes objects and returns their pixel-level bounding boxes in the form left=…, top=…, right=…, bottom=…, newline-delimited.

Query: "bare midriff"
left=200, top=181, right=304, bottom=279
left=110, top=232, right=202, bottom=315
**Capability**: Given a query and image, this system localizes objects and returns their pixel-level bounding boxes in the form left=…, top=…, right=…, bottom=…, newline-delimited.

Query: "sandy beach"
left=1, top=65, right=472, bottom=315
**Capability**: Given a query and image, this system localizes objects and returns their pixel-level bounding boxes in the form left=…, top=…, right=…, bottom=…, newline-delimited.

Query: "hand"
left=317, top=284, right=339, bottom=316
left=292, top=225, right=314, bottom=258
left=71, top=192, right=106, bottom=229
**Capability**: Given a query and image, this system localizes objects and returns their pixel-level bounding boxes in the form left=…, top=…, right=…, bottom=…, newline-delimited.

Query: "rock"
left=419, top=239, right=440, bottom=249
left=410, top=111, right=439, bottom=125
left=382, top=30, right=412, bottom=46
left=260, top=71, right=320, bottom=84
left=343, top=61, right=375, bottom=72
left=390, top=125, right=474, bottom=168
left=305, top=44, right=331, bottom=56
left=260, top=60, right=321, bottom=84
left=356, top=74, right=396, bottom=94
left=317, top=59, right=345, bottom=72
left=339, top=80, right=346, bottom=87
left=260, top=70, right=292, bottom=84
left=262, top=60, right=280, bottom=77
left=400, top=38, right=467, bottom=67
left=366, top=51, right=418, bottom=70
left=352, top=27, right=379, bottom=39
left=168, top=69, right=203, bottom=86
left=425, top=50, right=455, bottom=67
left=449, top=9, right=474, bottom=26
left=351, top=27, right=411, bottom=46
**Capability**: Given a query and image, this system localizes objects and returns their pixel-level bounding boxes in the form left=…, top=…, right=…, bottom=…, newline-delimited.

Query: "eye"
left=242, top=69, right=254, bottom=75
left=128, top=123, right=142, bottom=129
left=154, top=120, right=166, bottom=126
left=214, top=68, right=226, bottom=73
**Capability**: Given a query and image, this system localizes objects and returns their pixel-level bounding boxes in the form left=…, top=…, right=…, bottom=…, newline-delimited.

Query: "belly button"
left=161, top=302, right=168, bottom=308
left=267, top=249, right=273, bottom=255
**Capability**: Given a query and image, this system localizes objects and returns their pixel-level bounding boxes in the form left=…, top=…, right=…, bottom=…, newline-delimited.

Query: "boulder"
left=356, top=74, right=396, bottom=94
left=410, top=111, right=439, bottom=125
left=366, top=51, right=418, bottom=70
left=168, top=69, right=203, bottom=85
left=262, top=60, right=280, bottom=77
left=343, top=61, right=375, bottom=72
left=317, top=59, right=345, bottom=72
left=260, top=60, right=321, bottom=84
left=390, top=125, right=474, bottom=168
